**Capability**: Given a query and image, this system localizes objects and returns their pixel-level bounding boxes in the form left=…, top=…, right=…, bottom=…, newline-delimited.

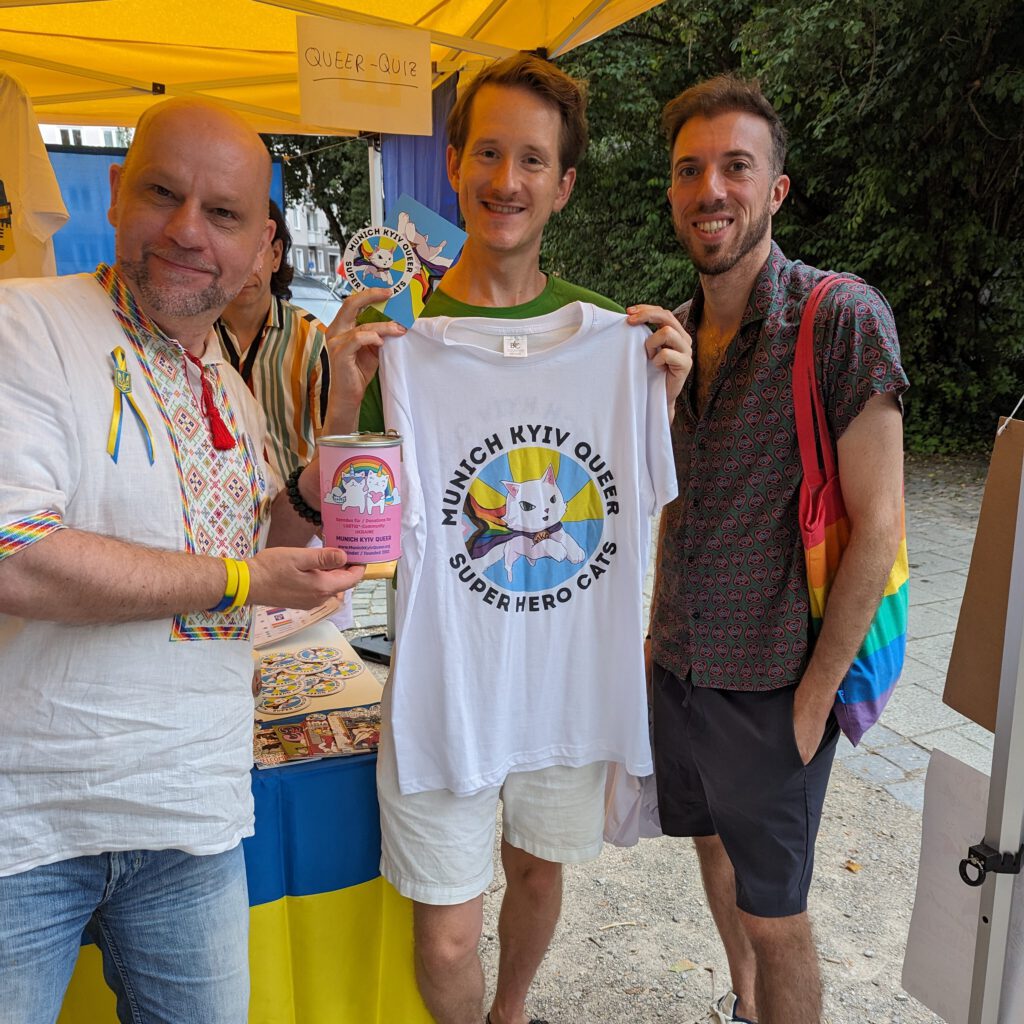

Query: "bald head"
left=122, top=97, right=272, bottom=193
left=108, top=97, right=275, bottom=350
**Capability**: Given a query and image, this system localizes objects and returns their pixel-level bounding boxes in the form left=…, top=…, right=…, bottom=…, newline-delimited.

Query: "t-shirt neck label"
left=503, top=335, right=528, bottom=358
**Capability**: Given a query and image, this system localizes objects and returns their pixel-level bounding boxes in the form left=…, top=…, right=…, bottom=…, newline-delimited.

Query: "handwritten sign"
left=297, top=16, right=431, bottom=136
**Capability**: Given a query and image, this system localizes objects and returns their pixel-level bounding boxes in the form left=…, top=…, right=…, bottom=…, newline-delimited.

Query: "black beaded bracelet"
left=285, top=465, right=322, bottom=528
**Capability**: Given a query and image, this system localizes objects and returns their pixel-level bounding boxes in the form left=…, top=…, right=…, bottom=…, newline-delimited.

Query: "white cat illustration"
left=362, top=244, right=394, bottom=285
left=323, top=473, right=367, bottom=512
left=369, top=246, right=394, bottom=271
left=472, top=464, right=585, bottom=582
left=364, top=468, right=389, bottom=516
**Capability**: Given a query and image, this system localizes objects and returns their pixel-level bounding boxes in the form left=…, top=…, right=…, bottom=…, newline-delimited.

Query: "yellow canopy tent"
left=0, top=0, right=663, bottom=133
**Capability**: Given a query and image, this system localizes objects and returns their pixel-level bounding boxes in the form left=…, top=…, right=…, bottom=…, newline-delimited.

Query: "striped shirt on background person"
left=216, top=295, right=331, bottom=482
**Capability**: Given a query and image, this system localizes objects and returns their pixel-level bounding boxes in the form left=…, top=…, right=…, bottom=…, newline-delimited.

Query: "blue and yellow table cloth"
left=59, top=755, right=431, bottom=1023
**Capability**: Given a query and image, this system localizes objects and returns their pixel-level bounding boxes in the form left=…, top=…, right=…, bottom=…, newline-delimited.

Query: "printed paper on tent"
left=297, top=17, right=431, bottom=135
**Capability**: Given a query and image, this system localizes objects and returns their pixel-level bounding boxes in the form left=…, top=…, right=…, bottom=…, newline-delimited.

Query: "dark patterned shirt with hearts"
left=651, top=241, right=909, bottom=691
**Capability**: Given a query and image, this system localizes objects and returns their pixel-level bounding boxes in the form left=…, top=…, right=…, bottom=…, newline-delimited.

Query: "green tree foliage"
left=265, top=134, right=372, bottom=256
left=548, top=0, right=1024, bottom=451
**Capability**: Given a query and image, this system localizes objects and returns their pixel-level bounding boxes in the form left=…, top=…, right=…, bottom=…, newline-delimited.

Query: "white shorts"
left=377, top=726, right=607, bottom=906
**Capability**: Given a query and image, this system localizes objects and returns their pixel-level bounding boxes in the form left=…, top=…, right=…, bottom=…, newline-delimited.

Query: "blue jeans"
left=0, top=845, right=249, bottom=1024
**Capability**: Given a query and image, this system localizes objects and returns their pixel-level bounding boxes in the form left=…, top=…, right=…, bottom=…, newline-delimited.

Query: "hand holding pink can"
left=318, top=433, right=403, bottom=565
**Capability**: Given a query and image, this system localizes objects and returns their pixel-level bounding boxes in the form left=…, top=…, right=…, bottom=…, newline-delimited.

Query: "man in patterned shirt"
left=216, top=198, right=331, bottom=482
left=648, top=76, right=908, bottom=1024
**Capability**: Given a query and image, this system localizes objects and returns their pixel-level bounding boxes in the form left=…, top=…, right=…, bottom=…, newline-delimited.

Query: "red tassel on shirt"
left=184, top=351, right=236, bottom=451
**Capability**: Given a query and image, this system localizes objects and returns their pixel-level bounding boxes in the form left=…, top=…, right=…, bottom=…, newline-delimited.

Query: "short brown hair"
left=447, top=52, right=589, bottom=174
left=661, top=75, right=788, bottom=179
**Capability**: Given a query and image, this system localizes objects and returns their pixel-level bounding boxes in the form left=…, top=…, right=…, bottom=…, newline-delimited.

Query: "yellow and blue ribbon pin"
left=106, top=346, right=154, bottom=464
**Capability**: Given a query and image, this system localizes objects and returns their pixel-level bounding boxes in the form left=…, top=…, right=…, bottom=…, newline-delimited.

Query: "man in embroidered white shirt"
left=0, top=98, right=379, bottom=1023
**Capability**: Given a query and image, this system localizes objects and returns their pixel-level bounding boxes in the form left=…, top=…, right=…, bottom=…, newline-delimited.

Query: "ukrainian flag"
left=59, top=757, right=431, bottom=1023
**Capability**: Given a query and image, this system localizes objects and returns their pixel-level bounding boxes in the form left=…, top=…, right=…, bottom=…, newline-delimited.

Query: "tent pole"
left=549, top=0, right=616, bottom=56
left=368, top=134, right=384, bottom=225
left=367, top=131, right=392, bottom=652
left=967, top=428, right=1024, bottom=1022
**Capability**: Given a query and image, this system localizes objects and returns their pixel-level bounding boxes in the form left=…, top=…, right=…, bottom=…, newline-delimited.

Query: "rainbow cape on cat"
left=464, top=493, right=566, bottom=559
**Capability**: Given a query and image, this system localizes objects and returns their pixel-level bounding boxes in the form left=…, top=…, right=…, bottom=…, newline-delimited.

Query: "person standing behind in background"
left=216, top=198, right=331, bottom=483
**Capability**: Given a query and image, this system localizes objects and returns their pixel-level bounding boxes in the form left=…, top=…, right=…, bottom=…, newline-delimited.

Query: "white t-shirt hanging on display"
left=379, top=301, right=678, bottom=796
left=0, top=73, right=69, bottom=279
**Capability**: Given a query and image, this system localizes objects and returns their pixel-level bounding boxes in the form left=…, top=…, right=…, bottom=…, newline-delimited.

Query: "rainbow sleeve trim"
left=0, top=511, right=65, bottom=561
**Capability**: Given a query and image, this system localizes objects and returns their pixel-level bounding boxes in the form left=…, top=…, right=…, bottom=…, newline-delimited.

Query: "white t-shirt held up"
left=379, top=302, right=677, bottom=796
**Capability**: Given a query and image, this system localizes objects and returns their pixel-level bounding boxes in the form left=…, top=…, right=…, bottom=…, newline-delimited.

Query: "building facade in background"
left=286, top=203, right=341, bottom=283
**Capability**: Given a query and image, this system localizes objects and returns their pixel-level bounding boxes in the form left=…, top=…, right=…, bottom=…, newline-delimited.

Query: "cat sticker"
left=324, top=465, right=401, bottom=517
left=341, top=226, right=416, bottom=296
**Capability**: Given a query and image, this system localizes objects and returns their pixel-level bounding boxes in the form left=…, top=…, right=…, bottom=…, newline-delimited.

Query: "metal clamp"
left=958, top=841, right=1024, bottom=887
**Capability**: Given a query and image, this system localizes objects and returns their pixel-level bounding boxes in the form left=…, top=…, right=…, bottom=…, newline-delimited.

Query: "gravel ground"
left=481, top=769, right=943, bottom=1024
left=476, top=454, right=991, bottom=1024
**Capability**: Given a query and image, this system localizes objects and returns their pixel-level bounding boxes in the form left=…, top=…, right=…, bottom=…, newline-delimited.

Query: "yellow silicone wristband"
left=224, top=557, right=239, bottom=599
left=228, top=559, right=250, bottom=610
left=209, top=557, right=239, bottom=612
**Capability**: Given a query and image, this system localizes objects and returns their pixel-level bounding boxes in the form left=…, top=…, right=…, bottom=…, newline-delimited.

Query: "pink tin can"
left=318, top=432, right=403, bottom=564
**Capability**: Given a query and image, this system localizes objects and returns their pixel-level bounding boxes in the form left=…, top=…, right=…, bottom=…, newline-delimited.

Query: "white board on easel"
left=902, top=751, right=1024, bottom=1022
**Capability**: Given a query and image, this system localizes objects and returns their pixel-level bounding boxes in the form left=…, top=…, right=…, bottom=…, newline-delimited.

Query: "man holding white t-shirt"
left=315, top=53, right=692, bottom=1024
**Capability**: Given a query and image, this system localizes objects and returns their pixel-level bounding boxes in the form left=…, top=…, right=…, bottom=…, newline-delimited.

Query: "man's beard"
left=676, top=195, right=772, bottom=277
left=118, top=250, right=231, bottom=320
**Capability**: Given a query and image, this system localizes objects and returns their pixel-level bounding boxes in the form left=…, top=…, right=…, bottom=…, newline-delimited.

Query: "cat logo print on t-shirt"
left=0, top=179, right=14, bottom=265
left=462, top=446, right=604, bottom=593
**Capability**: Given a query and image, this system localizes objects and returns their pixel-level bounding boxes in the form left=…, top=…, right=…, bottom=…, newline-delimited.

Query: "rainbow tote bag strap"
left=793, top=274, right=909, bottom=746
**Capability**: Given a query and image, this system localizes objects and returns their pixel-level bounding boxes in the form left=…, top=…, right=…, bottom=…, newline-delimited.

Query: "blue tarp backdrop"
left=46, top=145, right=285, bottom=276
left=382, top=76, right=458, bottom=225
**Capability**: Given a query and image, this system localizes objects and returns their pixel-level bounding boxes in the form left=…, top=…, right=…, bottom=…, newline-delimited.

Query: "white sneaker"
left=708, top=991, right=757, bottom=1023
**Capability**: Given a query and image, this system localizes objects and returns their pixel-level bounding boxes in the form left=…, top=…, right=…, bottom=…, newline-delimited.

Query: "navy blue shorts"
left=652, top=663, right=840, bottom=918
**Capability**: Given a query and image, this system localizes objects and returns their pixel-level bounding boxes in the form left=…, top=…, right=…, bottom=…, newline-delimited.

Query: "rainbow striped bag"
left=793, top=275, right=909, bottom=745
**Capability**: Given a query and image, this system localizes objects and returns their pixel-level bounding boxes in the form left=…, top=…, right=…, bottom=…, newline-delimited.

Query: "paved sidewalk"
left=349, top=576, right=390, bottom=631
left=835, top=456, right=990, bottom=813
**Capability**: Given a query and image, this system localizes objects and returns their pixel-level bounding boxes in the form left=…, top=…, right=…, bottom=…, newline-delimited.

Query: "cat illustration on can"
left=323, top=467, right=400, bottom=516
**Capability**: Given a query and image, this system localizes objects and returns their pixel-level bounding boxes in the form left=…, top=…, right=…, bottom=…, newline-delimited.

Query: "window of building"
left=294, top=247, right=305, bottom=272
left=103, top=130, right=116, bottom=147
left=316, top=249, right=325, bottom=273
left=306, top=211, right=317, bottom=234
left=59, top=128, right=83, bottom=147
